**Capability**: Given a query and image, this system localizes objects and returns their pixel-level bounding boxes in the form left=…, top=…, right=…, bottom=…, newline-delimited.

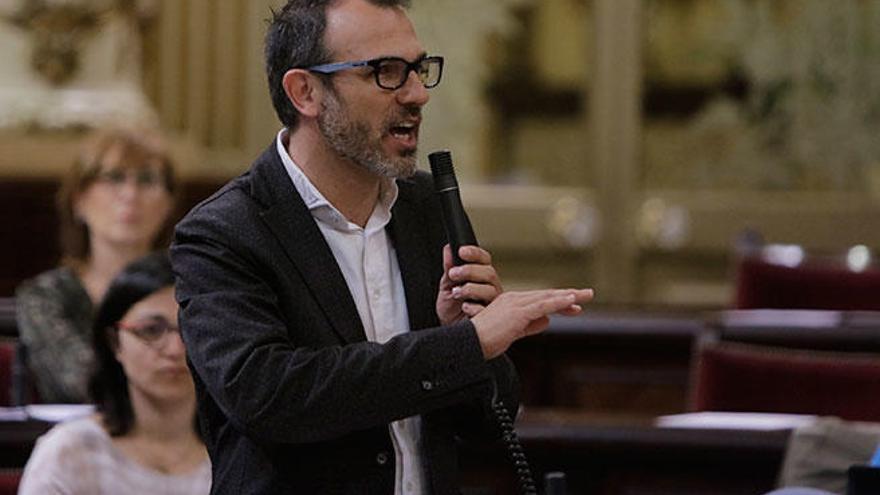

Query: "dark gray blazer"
left=171, top=143, right=518, bottom=495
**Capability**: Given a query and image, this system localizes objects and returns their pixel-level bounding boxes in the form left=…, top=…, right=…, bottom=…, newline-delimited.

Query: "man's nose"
left=396, top=70, right=430, bottom=106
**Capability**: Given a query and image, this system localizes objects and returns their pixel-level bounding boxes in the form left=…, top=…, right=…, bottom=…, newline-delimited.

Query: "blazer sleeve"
left=171, top=190, right=501, bottom=446
left=444, top=353, right=520, bottom=445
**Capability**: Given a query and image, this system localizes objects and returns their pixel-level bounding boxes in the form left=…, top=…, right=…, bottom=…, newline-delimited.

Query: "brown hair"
left=57, top=128, right=178, bottom=267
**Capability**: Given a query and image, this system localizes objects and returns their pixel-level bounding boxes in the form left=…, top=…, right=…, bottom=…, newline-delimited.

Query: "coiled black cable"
left=492, top=398, right=537, bottom=495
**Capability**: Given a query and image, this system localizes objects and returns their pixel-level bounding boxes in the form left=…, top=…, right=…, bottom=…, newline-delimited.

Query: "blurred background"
left=3, top=3, right=880, bottom=493
left=1, top=0, right=879, bottom=307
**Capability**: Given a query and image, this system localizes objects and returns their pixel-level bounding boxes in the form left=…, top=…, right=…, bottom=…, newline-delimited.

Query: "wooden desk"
left=508, top=313, right=703, bottom=414
left=461, top=409, right=790, bottom=495
left=711, top=309, right=880, bottom=352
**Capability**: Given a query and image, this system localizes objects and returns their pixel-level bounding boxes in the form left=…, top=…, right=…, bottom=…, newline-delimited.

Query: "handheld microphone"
left=430, top=149, right=538, bottom=495
left=428, top=150, right=478, bottom=266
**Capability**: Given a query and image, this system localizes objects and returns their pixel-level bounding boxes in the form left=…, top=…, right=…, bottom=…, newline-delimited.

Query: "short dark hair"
left=264, top=0, right=412, bottom=129
left=89, top=252, right=176, bottom=436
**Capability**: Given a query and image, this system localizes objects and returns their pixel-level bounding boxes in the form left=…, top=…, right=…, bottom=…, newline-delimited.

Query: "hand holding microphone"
left=430, top=150, right=594, bottom=360
left=429, top=150, right=477, bottom=266
left=431, top=151, right=503, bottom=325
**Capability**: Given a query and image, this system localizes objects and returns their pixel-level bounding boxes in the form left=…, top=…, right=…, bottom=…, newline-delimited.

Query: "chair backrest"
left=0, top=341, right=13, bottom=406
left=690, top=339, right=880, bottom=422
left=0, top=299, right=39, bottom=406
left=0, top=298, right=16, bottom=338
left=0, top=469, right=21, bottom=495
left=734, top=255, right=880, bottom=311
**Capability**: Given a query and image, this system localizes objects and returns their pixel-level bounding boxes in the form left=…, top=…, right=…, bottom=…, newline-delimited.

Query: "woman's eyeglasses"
left=95, top=168, right=166, bottom=191
left=116, top=318, right=180, bottom=348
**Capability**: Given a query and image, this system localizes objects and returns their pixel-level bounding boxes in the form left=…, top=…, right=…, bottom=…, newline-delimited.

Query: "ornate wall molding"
left=0, top=0, right=157, bottom=130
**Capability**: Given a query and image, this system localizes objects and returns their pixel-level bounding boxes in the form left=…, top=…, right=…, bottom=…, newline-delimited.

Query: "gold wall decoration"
left=2, top=0, right=128, bottom=85
left=0, top=0, right=157, bottom=130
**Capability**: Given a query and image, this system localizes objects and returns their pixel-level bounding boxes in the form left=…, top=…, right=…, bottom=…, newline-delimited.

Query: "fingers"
left=523, top=292, right=580, bottom=320
left=557, top=304, right=584, bottom=317
left=451, top=282, right=499, bottom=303
left=447, top=264, right=501, bottom=292
left=498, top=288, right=593, bottom=308
left=438, top=245, right=455, bottom=291
left=442, top=244, right=454, bottom=272
left=444, top=245, right=503, bottom=302
left=441, top=244, right=499, bottom=289
left=457, top=245, right=492, bottom=265
left=460, top=302, right=485, bottom=317
left=490, top=288, right=593, bottom=325
left=529, top=288, right=591, bottom=317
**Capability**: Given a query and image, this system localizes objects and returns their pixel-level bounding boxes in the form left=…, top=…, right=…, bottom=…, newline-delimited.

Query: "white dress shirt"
left=276, top=130, right=426, bottom=495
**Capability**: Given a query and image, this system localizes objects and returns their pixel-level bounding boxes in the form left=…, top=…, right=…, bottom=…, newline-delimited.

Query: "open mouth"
left=389, top=122, right=419, bottom=147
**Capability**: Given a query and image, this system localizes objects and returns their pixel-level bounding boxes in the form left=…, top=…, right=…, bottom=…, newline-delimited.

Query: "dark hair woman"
left=18, top=253, right=210, bottom=495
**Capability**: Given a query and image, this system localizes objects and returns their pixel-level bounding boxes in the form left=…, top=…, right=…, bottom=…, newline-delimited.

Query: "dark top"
left=15, top=267, right=94, bottom=403
left=171, top=143, right=518, bottom=495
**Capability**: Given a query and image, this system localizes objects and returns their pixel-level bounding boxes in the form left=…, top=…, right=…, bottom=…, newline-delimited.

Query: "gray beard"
left=318, top=91, right=417, bottom=179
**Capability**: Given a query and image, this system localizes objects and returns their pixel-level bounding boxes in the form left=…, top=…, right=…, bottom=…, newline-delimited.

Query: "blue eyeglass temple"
left=307, top=56, right=442, bottom=77
left=309, top=60, right=375, bottom=73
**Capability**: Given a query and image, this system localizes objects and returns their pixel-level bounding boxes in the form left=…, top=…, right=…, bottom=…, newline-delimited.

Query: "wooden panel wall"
left=147, top=0, right=279, bottom=170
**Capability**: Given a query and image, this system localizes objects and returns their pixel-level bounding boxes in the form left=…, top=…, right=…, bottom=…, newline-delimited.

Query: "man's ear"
left=282, top=69, right=323, bottom=119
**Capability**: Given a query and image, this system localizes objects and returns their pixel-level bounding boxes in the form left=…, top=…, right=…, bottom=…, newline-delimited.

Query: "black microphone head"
left=428, top=150, right=453, bottom=176
left=429, top=150, right=458, bottom=191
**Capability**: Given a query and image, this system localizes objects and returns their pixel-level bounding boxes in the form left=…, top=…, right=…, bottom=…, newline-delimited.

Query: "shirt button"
left=421, top=380, right=434, bottom=391
left=376, top=451, right=390, bottom=466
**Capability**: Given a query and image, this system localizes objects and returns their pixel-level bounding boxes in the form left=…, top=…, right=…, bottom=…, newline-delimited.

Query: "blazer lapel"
left=391, top=178, right=442, bottom=332
left=250, top=145, right=366, bottom=344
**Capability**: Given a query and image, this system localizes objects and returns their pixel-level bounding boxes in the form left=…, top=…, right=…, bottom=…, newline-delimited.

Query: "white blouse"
left=18, top=417, right=211, bottom=495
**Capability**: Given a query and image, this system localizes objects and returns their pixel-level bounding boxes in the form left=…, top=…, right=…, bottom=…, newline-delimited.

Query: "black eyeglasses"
left=116, top=318, right=180, bottom=348
left=306, top=55, right=444, bottom=90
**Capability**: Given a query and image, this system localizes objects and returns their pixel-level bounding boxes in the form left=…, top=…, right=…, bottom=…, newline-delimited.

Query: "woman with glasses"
left=16, top=127, right=177, bottom=403
left=18, top=253, right=210, bottom=495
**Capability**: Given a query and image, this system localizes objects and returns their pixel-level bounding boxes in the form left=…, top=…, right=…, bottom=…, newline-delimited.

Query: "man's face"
left=317, top=82, right=420, bottom=178
left=317, top=0, right=431, bottom=178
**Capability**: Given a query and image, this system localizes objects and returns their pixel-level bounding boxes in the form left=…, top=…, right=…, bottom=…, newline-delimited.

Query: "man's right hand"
left=468, top=288, right=594, bottom=359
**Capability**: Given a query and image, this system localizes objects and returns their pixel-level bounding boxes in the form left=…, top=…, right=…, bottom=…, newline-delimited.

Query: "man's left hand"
left=436, top=244, right=503, bottom=326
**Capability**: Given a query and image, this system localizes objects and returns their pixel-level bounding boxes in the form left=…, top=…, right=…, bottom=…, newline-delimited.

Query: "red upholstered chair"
left=0, top=469, right=22, bottom=495
left=690, top=339, right=880, bottom=422
left=0, top=341, right=13, bottom=406
left=0, top=340, right=37, bottom=406
left=733, top=242, right=880, bottom=310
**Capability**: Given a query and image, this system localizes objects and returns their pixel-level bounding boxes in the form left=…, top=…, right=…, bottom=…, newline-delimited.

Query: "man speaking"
left=170, top=0, right=593, bottom=493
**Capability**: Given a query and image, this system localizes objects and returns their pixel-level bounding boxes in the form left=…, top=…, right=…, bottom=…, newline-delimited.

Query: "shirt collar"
left=275, top=128, right=399, bottom=232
